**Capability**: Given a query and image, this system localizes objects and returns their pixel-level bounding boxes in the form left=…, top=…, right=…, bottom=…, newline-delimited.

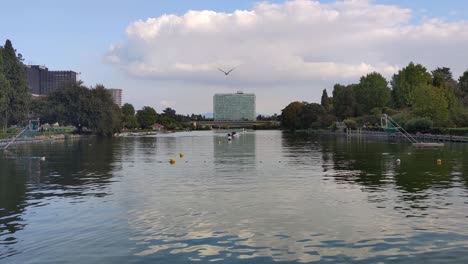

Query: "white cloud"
left=105, top=0, right=468, bottom=113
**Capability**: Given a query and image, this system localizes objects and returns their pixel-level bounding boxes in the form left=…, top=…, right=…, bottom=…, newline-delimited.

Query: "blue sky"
left=1, top=0, right=468, bottom=114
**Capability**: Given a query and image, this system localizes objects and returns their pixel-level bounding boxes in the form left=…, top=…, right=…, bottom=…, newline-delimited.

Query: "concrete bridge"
left=190, top=120, right=280, bottom=128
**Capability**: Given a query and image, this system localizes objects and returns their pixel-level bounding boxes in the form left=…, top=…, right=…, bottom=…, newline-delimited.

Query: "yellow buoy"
left=169, top=158, right=176, bottom=164
left=179, top=152, right=184, bottom=158
left=437, top=159, right=442, bottom=165
left=218, top=140, right=221, bottom=144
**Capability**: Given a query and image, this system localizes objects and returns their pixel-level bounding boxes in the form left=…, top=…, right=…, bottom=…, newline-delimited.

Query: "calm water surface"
left=1, top=131, right=468, bottom=263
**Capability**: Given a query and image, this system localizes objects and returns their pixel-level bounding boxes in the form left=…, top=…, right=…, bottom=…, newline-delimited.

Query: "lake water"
left=1, top=130, right=468, bottom=263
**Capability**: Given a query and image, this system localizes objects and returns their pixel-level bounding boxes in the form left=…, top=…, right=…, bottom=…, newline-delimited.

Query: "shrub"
left=428, top=127, right=448, bottom=135
left=447, top=128, right=468, bottom=136
left=390, top=111, right=413, bottom=128
left=404, top=117, right=433, bottom=133
left=343, top=118, right=358, bottom=129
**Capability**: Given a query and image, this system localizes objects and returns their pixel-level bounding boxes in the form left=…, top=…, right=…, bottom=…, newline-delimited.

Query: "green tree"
left=89, top=85, right=120, bottom=136
left=122, top=103, right=135, bottom=116
left=162, top=107, right=176, bottom=119
left=430, top=67, right=466, bottom=126
left=111, top=104, right=123, bottom=134
left=281, top=101, right=304, bottom=130
left=300, top=103, right=325, bottom=129
left=45, top=82, right=119, bottom=136
left=355, top=72, right=391, bottom=115
left=432, top=67, right=457, bottom=89
left=2, top=40, right=30, bottom=125
left=0, top=46, right=10, bottom=131
left=412, top=84, right=449, bottom=126
left=332, top=83, right=357, bottom=119
left=121, top=103, right=138, bottom=129
left=0, top=75, right=9, bottom=132
left=320, top=89, right=330, bottom=111
left=30, top=97, right=54, bottom=125
left=136, top=106, right=157, bottom=129
left=459, top=70, right=468, bottom=94
left=391, top=62, right=432, bottom=108
left=47, top=82, right=90, bottom=131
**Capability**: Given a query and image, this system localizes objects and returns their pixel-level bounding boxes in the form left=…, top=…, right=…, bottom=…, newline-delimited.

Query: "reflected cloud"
left=129, top=205, right=468, bottom=263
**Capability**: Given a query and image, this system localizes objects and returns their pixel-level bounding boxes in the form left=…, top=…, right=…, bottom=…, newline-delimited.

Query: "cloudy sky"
left=1, top=0, right=468, bottom=115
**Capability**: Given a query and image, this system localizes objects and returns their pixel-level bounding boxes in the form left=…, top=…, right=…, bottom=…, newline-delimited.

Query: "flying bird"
left=217, top=67, right=236, bottom=76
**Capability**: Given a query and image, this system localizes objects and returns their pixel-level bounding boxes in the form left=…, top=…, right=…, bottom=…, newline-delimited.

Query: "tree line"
left=31, top=83, right=211, bottom=136
left=282, top=62, right=468, bottom=132
left=31, top=83, right=122, bottom=136
left=121, top=103, right=211, bottom=131
left=0, top=39, right=211, bottom=136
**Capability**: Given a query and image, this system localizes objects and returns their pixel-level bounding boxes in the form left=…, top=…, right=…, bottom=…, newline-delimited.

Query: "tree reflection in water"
left=281, top=133, right=468, bottom=217
left=0, top=138, right=117, bottom=258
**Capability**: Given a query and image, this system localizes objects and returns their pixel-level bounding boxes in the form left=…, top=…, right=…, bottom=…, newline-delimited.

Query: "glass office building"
left=213, top=92, right=256, bottom=121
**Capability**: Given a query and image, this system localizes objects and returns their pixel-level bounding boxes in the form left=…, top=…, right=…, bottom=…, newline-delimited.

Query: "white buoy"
left=40, top=157, right=46, bottom=161
left=396, top=159, right=401, bottom=165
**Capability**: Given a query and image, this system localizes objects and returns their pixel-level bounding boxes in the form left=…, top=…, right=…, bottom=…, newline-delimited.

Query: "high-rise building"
left=213, top=92, right=256, bottom=121
left=25, top=65, right=77, bottom=95
left=107, top=89, right=123, bottom=107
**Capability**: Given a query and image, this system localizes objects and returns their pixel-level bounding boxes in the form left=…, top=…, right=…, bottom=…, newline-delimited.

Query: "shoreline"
left=0, top=134, right=90, bottom=148
left=293, top=129, right=468, bottom=144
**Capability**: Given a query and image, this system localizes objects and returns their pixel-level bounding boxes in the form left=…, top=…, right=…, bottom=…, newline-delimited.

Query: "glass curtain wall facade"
left=213, top=92, right=256, bottom=121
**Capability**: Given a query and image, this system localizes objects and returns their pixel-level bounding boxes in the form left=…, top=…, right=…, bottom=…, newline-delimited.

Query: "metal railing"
left=381, top=114, right=419, bottom=144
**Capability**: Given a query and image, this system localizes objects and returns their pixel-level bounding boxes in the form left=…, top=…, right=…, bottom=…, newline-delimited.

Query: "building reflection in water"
left=213, top=131, right=256, bottom=174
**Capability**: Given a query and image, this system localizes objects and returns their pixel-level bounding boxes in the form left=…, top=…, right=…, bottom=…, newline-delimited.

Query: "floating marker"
left=437, top=159, right=442, bottom=165
left=218, top=140, right=222, bottom=144
left=179, top=152, right=184, bottom=158
left=40, top=157, right=46, bottom=161
left=169, top=158, right=176, bottom=165
left=396, top=159, right=401, bottom=165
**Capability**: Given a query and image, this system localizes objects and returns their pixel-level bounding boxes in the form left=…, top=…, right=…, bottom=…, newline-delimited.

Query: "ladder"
left=3, top=127, right=27, bottom=150
left=381, top=114, right=419, bottom=144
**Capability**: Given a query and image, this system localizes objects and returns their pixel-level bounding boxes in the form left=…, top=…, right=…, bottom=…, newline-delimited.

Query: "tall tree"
left=44, top=82, right=119, bottom=136
left=355, top=72, right=391, bottom=115
left=459, top=70, right=468, bottom=94
left=432, top=67, right=458, bottom=91
left=430, top=67, right=465, bottom=125
left=122, top=103, right=135, bottom=116
left=391, top=62, right=432, bottom=108
left=2, top=40, right=30, bottom=125
left=136, top=106, right=157, bottom=129
left=300, top=103, right=325, bottom=129
left=121, top=103, right=138, bottom=129
left=89, top=85, right=121, bottom=136
left=281, top=101, right=304, bottom=130
left=0, top=46, right=10, bottom=131
left=47, top=81, right=91, bottom=132
left=332, top=83, right=357, bottom=119
left=413, top=84, right=449, bottom=126
left=162, top=107, right=176, bottom=119
left=0, top=75, right=9, bottom=132
left=320, top=89, right=330, bottom=112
